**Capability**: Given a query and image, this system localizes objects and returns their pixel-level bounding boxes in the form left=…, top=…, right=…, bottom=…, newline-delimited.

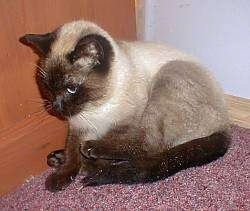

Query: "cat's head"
left=20, top=21, right=114, bottom=118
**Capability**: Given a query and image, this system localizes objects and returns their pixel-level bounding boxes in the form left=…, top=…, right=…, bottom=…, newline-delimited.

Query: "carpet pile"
left=0, top=125, right=249, bottom=210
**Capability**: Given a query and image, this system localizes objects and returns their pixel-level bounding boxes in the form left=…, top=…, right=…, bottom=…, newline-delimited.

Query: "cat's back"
left=118, top=40, right=229, bottom=146
left=118, top=41, right=225, bottom=102
left=118, top=41, right=197, bottom=80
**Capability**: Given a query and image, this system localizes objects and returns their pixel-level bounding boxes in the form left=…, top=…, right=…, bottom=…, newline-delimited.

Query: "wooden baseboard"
left=226, top=95, right=250, bottom=128
left=0, top=113, right=67, bottom=195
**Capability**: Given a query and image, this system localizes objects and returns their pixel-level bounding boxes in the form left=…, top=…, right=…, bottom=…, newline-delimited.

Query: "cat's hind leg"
left=81, top=159, right=140, bottom=186
left=80, top=127, right=147, bottom=161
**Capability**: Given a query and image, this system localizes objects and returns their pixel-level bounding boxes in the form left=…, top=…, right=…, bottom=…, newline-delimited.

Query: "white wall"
left=144, top=0, right=250, bottom=98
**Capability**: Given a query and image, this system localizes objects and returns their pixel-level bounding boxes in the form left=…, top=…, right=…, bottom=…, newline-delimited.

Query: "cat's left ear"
left=19, top=32, right=56, bottom=56
left=68, top=34, right=113, bottom=69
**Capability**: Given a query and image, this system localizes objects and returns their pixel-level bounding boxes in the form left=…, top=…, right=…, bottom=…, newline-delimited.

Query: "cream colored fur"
left=50, top=20, right=229, bottom=149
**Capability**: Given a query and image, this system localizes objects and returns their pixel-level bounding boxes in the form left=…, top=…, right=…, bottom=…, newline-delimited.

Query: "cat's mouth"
left=43, top=100, right=70, bottom=120
left=50, top=101, right=81, bottom=119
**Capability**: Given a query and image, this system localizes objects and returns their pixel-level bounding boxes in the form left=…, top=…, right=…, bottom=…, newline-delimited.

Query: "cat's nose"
left=53, top=97, right=63, bottom=112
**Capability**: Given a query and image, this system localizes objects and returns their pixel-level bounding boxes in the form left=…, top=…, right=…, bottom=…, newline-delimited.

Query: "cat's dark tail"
left=81, top=131, right=230, bottom=186
left=143, top=130, right=230, bottom=182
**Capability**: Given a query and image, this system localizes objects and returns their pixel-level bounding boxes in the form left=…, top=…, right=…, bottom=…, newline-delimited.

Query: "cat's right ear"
left=19, top=32, right=56, bottom=56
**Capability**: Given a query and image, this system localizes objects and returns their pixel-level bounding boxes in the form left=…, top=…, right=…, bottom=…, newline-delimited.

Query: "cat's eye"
left=66, top=86, right=77, bottom=94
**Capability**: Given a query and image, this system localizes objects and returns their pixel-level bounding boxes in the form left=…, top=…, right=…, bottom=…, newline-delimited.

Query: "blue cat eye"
left=66, top=86, right=77, bottom=94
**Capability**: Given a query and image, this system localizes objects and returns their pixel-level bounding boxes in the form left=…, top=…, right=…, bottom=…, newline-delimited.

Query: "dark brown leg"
left=45, top=129, right=82, bottom=192
left=81, top=159, right=140, bottom=186
left=80, top=126, right=147, bottom=161
left=78, top=126, right=150, bottom=186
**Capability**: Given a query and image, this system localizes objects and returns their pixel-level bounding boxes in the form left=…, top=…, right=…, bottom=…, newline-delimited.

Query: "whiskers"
left=24, top=62, right=51, bottom=119
left=28, top=62, right=48, bottom=81
left=27, top=98, right=52, bottom=116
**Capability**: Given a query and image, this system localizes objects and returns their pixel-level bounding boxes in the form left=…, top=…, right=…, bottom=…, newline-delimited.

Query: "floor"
left=226, top=95, right=250, bottom=128
left=1, top=125, right=249, bottom=209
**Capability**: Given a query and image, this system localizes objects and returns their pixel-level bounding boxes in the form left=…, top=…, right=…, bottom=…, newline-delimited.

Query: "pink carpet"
left=1, top=125, right=249, bottom=210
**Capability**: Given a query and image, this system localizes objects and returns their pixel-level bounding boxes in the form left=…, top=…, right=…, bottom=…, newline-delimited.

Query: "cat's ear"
left=68, top=34, right=113, bottom=68
left=19, top=32, right=56, bottom=56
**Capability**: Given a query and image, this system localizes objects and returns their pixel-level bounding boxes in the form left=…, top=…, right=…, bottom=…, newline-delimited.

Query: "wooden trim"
left=135, top=0, right=146, bottom=40
left=0, top=114, right=67, bottom=195
left=226, top=94, right=250, bottom=129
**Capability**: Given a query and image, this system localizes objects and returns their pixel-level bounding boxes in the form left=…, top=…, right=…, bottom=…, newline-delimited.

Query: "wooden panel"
left=0, top=0, right=136, bottom=129
left=226, top=95, right=250, bottom=128
left=0, top=115, right=67, bottom=195
left=0, top=0, right=136, bottom=195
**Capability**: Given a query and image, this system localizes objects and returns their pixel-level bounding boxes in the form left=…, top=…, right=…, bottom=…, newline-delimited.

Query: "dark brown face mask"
left=20, top=31, right=114, bottom=118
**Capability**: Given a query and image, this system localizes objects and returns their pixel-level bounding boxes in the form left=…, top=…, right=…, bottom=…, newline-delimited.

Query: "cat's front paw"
left=47, top=149, right=65, bottom=168
left=45, top=172, right=75, bottom=192
left=80, top=141, right=102, bottom=160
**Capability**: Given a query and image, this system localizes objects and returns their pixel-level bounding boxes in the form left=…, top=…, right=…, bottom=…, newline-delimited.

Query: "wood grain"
left=226, top=95, right=250, bottom=128
left=0, top=0, right=136, bottom=195
left=0, top=114, right=67, bottom=195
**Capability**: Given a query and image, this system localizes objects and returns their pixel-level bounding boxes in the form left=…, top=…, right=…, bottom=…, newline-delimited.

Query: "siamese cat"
left=20, top=20, right=230, bottom=192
